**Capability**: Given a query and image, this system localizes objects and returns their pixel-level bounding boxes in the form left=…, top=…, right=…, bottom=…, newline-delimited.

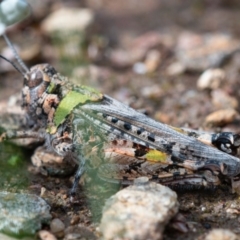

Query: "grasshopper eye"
left=24, top=70, right=43, bottom=88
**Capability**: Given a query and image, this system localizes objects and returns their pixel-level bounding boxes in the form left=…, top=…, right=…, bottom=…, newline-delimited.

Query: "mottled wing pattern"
left=72, top=95, right=240, bottom=186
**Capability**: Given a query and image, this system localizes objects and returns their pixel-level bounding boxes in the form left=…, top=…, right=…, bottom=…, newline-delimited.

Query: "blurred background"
left=1, top=0, right=240, bottom=130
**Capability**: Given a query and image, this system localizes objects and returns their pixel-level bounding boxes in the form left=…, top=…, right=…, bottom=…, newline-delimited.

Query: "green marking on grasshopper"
left=54, top=89, right=102, bottom=127
left=145, top=149, right=168, bottom=163
left=47, top=82, right=56, bottom=93
left=80, top=85, right=103, bottom=98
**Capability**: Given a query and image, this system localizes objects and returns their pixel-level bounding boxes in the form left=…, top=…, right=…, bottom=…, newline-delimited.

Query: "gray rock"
left=0, top=192, right=51, bottom=236
left=100, top=177, right=179, bottom=240
left=0, top=233, right=32, bottom=240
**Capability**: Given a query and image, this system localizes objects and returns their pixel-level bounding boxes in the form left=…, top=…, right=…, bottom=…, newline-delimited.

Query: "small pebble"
left=201, top=206, right=206, bottom=212
left=202, top=222, right=212, bottom=229
left=40, top=187, right=47, bottom=197
left=70, top=216, right=80, bottom=225
left=204, top=228, right=238, bottom=240
left=133, top=62, right=147, bottom=74
left=205, top=108, right=238, bottom=127
left=226, top=208, right=240, bottom=214
left=141, top=85, right=163, bottom=99
left=231, top=180, right=240, bottom=195
left=197, top=68, right=225, bottom=90
left=55, top=179, right=60, bottom=184
left=50, top=218, right=65, bottom=234
left=166, top=62, right=186, bottom=76
left=62, top=194, right=68, bottom=200
left=38, top=230, right=57, bottom=240
left=226, top=208, right=239, bottom=219
left=144, top=49, right=161, bottom=73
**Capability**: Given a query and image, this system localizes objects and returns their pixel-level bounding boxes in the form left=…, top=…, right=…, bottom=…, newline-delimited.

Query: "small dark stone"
left=203, top=222, right=211, bottom=229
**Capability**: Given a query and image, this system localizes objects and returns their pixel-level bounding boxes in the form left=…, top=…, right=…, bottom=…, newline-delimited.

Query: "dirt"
left=1, top=0, right=240, bottom=239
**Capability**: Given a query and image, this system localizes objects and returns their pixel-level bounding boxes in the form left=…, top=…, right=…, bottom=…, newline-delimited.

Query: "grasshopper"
left=1, top=34, right=240, bottom=197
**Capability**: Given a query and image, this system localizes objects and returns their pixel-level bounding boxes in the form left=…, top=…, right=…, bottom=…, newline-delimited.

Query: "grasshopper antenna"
left=0, top=54, right=25, bottom=76
left=2, top=32, right=29, bottom=73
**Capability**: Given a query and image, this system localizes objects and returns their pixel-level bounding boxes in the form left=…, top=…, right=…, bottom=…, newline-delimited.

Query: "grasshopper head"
left=23, top=64, right=56, bottom=88
left=22, top=64, right=60, bottom=127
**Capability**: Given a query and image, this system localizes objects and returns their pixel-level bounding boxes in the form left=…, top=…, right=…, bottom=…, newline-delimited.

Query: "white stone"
left=41, top=8, right=94, bottom=33
left=197, top=68, right=225, bottom=90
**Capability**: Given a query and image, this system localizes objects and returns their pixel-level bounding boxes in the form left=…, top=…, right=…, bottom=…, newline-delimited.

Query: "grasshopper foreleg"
left=70, top=150, right=86, bottom=200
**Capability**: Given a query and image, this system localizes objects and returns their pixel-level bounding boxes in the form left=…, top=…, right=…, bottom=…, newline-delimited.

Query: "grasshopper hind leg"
left=98, top=163, right=221, bottom=190
left=212, top=132, right=240, bottom=155
left=179, top=127, right=240, bottom=156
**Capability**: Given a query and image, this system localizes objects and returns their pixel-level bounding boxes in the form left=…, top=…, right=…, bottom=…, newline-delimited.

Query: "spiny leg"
left=211, top=132, right=240, bottom=155
left=174, top=127, right=240, bottom=155
left=70, top=151, right=86, bottom=201
left=0, top=130, right=45, bottom=143
left=97, top=163, right=221, bottom=190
